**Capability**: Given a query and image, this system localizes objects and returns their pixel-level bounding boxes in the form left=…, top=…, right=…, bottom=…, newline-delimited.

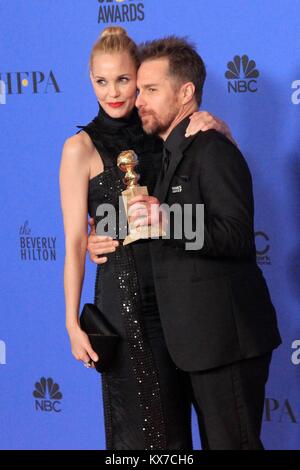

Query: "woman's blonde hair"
left=89, top=26, right=139, bottom=70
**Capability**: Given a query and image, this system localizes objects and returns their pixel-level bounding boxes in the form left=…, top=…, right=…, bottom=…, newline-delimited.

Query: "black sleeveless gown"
left=78, top=106, right=192, bottom=450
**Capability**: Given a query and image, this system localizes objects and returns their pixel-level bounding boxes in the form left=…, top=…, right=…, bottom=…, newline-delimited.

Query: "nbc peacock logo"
left=225, top=55, right=259, bottom=93
left=97, top=0, right=145, bottom=24
left=33, top=377, right=63, bottom=412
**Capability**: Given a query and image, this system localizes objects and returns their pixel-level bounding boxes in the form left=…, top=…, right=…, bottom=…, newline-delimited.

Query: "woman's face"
left=90, top=51, right=137, bottom=118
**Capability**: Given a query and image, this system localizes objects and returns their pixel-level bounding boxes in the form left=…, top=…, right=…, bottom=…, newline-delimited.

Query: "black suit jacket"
left=149, top=117, right=281, bottom=372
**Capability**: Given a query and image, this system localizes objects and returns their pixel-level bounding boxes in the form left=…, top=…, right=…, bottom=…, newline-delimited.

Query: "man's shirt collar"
left=164, top=116, right=191, bottom=154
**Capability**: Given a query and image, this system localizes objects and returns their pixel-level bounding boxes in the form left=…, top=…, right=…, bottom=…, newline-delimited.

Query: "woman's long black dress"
left=78, top=106, right=192, bottom=450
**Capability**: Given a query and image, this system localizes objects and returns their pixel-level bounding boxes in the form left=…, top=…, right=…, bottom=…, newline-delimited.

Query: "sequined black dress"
left=78, top=106, right=192, bottom=450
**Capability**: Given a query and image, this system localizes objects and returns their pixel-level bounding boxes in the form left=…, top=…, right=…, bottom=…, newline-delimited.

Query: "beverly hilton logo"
left=225, top=55, right=259, bottom=93
left=0, top=70, right=61, bottom=99
left=33, top=377, right=63, bottom=412
left=19, top=221, right=56, bottom=261
left=97, top=0, right=145, bottom=23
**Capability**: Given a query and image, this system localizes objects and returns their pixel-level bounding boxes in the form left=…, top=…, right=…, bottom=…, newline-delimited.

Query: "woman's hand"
left=67, top=323, right=99, bottom=368
left=185, top=111, right=238, bottom=146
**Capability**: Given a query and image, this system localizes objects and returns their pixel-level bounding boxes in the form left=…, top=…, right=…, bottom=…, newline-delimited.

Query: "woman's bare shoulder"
left=63, top=131, right=95, bottom=158
left=60, top=133, right=98, bottom=183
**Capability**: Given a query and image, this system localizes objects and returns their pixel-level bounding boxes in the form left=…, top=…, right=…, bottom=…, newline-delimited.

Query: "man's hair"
left=138, top=36, right=206, bottom=106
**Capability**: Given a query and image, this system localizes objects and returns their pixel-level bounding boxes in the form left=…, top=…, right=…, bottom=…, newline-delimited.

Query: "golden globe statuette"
left=117, top=150, right=165, bottom=245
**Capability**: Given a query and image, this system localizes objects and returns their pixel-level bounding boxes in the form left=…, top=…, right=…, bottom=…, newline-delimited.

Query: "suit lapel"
left=154, top=134, right=197, bottom=203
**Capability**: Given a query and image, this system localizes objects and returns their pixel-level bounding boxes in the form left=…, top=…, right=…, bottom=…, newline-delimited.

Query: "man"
left=88, top=37, right=281, bottom=449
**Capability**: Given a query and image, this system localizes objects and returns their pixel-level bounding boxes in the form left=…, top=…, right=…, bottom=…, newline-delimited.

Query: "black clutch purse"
left=80, top=303, right=119, bottom=373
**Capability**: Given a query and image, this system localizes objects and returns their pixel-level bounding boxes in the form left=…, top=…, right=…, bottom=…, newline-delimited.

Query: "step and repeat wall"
left=0, top=0, right=299, bottom=450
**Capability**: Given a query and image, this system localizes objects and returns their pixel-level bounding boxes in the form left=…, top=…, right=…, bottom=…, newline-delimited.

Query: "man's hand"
left=87, top=217, right=119, bottom=264
left=127, top=195, right=167, bottom=233
left=185, top=110, right=238, bottom=146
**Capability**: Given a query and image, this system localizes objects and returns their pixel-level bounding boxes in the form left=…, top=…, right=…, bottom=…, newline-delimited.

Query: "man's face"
left=136, top=58, right=181, bottom=136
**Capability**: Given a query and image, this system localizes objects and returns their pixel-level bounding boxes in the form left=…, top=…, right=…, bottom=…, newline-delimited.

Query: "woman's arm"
left=185, top=111, right=238, bottom=146
left=59, top=134, right=99, bottom=365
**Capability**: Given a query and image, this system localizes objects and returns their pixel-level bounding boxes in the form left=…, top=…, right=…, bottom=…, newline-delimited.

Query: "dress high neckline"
left=94, top=103, right=141, bottom=130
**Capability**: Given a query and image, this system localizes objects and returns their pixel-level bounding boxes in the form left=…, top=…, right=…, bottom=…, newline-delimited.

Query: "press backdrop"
left=0, top=0, right=299, bottom=450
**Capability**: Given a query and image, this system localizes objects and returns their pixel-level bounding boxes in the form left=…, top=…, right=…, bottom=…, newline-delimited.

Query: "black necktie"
left=161, top=147, right=170, bottom=179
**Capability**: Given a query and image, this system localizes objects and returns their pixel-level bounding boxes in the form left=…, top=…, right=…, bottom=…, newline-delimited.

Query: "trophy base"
left=123, top=226, right=165, bottom=246
left=121, top=185, right=166, bottom=246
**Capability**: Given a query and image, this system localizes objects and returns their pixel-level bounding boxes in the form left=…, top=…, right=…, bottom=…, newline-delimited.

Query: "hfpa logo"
left=225, top=55, right=259, bottom=93
left=33, top=377, right=63, bottom=412
left=264, top=398, right=297, bottom=424
left=0, top=70, right=61, bottom=97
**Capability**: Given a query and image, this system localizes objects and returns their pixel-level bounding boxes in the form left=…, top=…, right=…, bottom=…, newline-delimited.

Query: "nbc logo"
left=225, top=55, right=259, bottom=93
left=291, top=340, right=300, bottom=365
left=33, top=377, right=63, bottom=412
left=291, top=80, right=300, bottom=104
left=0, top=340, right=6, bottom=365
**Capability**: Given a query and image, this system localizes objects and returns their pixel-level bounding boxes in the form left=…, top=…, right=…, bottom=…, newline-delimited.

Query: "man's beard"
left=140, top=110, right=177, bottom=136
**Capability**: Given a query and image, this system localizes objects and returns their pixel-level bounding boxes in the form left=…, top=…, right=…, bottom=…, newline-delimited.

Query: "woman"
left=60, top=26, right=234, bottom=450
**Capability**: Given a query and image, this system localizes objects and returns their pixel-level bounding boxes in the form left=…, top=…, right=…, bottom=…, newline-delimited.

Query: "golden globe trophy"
left=117, top=150, right=166, bottom=245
